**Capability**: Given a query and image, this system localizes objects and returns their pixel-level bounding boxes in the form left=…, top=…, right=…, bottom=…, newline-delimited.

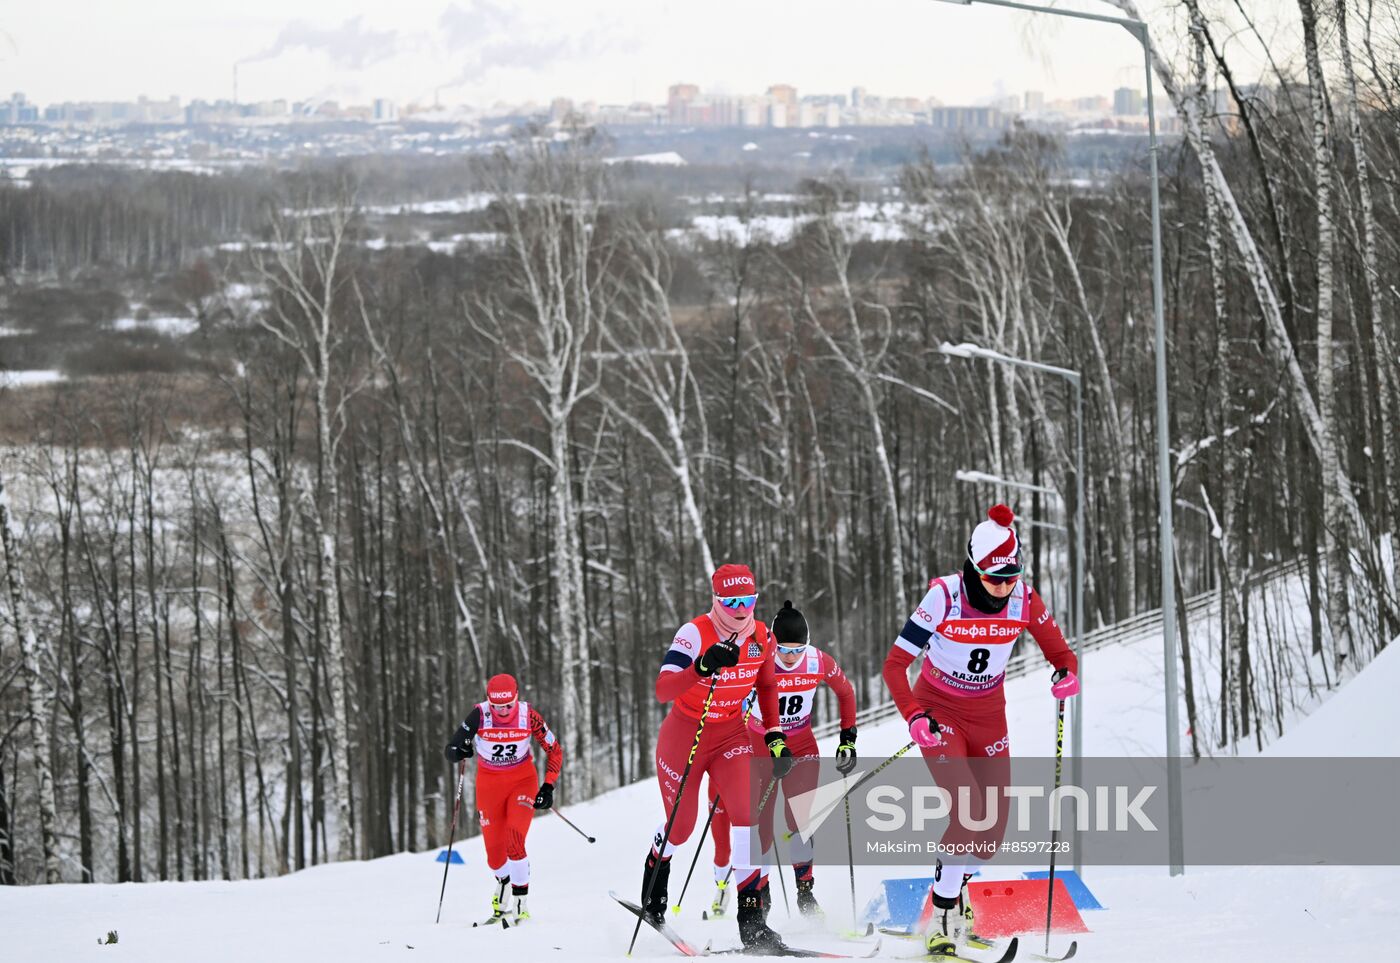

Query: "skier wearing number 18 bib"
left=708, top=600, right=857, bottom=919
left=443, top=673, right=564, bottom=926
left=881, top=505, right=1078, bottom=957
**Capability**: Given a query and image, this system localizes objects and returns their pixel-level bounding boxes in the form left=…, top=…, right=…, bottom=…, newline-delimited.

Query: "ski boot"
left=958, top=874, right=984, bottom=947
left=924, top=892, right=967, bottom=957
left=641, top=851, right=671, bottom=926
left=477, top=876, right=509, bottom=926
left=709, top=878, right=731, bottom=919
left=795, top=877, right=823, bottom=918
left=507, top=887, right=531, bottom=926
left=737, top=884, right=787, bottom=953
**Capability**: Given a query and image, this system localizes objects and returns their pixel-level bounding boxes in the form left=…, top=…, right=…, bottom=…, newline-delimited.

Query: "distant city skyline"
left=1, top=1, right=1300, bottom=112
left=1, top=76, right=1181, bottom=137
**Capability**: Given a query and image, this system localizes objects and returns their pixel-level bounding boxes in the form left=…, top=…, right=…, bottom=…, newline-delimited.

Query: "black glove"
left=444, top=720, right=476, bottom=763
left=696, top=634, right=741, bottom=677
left=835, top=727, right=858, bottom=775
left=765, top=731, right=794, bottom=779
left=534, top=782, right=554, bottom=811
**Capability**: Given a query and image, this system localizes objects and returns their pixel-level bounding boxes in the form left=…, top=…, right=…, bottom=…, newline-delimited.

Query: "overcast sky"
left=1, top=0, right=1300, bottom=108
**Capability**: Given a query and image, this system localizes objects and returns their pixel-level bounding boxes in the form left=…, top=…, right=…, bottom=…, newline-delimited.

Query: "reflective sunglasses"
left=776, top=643, right=807, bottom=655
left=718, top=594, right=759, bottom=609
left=972, top=562, right=1024, bottom=586
left=489, top=700, right=518, bottom=715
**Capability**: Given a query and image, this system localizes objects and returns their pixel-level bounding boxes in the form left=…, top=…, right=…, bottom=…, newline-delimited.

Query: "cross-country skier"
left=643, top=563, right=794, bottom=951
left=707, top=600, right=858, bottom=919
left=444, top=673, right=563, bottom=925
left=881, top=505, right=1079, bottom=957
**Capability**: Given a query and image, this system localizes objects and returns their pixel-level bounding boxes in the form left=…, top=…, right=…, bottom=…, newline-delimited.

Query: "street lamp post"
left=930, top=0, right=1183, bottom=876
left=941, top=342, right=1085, bottom=875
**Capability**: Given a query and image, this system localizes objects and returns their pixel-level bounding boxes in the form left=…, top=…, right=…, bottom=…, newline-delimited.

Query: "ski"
left=1026, top=940, right=1077, bottom=962
left=701, top=937, right=882, bottom=958
left=875, top=931, right=1019, bottom=963
left=833, top=922, right=875, bottom=942
left=471, top=916, right=507, bottom=929
left=923, top=936, right=1020, bottom=963
left=612, top=890, right=704, bottom=957
left=876, top=925, right=1022, bottom=959
left=877, top=925, right=997, bottom=950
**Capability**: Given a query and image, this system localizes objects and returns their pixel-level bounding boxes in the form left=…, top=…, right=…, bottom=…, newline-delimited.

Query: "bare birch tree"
left=601, top=212, right=715, bottom=578
left=0, top=469, right=62, bottom=883
left=252, top=198, right=359, bottom=860
left=471, top=136, right=611, bottom=795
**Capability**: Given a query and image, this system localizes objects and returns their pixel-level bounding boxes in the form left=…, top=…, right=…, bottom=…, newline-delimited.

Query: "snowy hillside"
left=3, top=632, right=1396, bottom=962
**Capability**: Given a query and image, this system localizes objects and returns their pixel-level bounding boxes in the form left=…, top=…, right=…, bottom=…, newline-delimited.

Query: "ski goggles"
left=776, top=643, right=808, bottom=655
left=972, top=562, right=1024, bottom=586
left=718, top=593, right=759, bottom=610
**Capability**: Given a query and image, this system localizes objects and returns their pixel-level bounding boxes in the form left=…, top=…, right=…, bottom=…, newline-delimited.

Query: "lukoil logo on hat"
left=487, top=673, right=518, bottom=704
left=712, top=562, right=756, bottom=595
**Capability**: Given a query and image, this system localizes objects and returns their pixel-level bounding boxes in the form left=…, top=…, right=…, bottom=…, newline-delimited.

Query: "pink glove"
left=908, top=712, right=942, bottom=748
left=1051, top=669, right=1080, bottom=699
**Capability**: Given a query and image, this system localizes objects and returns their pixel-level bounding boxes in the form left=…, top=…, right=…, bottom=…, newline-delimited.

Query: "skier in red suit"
left=882, top=505, right=1079, bottom=956
left=642, top=563, right=794, bottom=951
left=708, top=600, right=857, bottom=919
left=445, top=673, right=563, bottom=926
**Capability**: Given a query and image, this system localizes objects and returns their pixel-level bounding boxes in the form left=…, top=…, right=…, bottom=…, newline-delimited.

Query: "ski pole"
left=673, top=792, right=723, bottom=914
left=435, top=760, right=467, bottom=924
left=844, top=788, right=857, bottom=931
left=1044, top=698, right=1066, bottom=955
left=771, top=831, right=791, bottom=917
left=673, top=703, right=753, bottom=916
left=749, top=769, right=790, bottom=917
left=628, top=677, right=719, bottom=956
left=552, top=805, right=596, bottom=843
left=792, top=740, right=915, bottom=838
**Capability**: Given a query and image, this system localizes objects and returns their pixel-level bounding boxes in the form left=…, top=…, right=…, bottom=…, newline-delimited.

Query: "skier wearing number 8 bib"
left=443, top=673, right=564, bottom=926
left=707, top=600, right=858, bottom=919
left=881, top=505, right=1078, bottom=957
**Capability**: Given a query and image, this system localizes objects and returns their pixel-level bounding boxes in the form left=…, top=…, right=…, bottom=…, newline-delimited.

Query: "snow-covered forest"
left=2, top=0, right=1399, bottom=888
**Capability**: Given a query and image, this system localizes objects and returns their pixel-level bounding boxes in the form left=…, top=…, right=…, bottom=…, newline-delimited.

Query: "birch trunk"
left=0, top=471, right=63, bottom=883
left=1299, top=0, right=1356, bottom=669
left=1104, top=0, right=1365, bottom=549
left=1336, top=0, right=1400, bottom=536
left=255, top=202, right=357, bottom=859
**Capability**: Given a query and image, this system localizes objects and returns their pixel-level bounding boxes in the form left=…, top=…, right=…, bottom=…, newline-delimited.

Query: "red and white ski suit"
left=653, top=613, right=781, bottom=892
left=709, top=644, right=857, bottom=882
left=882, top=574, right=1076, bottom=900
left=468, top=700, right=563, bottom=886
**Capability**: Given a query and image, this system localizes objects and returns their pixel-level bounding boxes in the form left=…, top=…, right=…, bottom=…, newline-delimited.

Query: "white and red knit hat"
left=968, top=504, right=1021, bottom=572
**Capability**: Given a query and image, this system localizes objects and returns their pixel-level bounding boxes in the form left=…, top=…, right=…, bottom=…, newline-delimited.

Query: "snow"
left=686, top=203, right=909, bottom=244
left=605, top=151, right=688, bottom=166
left=2, top=629, right=1393, bottom=960
left=1262, top=638, right=1400, bottom=756
left=111, top=316, right=199, bottom=337
left=0, top=369, right=65, bottom=387
left=363, top=195, right=494, bottom=216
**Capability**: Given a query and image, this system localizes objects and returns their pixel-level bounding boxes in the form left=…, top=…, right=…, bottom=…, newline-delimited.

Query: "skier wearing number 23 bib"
left=443, top=673, right=563, bottom=926
left=881, top=504, right=1079, bottom=957
left=707, top=600, right=857, bottom=920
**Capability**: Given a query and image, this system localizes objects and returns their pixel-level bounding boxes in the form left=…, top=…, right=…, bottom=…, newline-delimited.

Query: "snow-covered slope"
left=3, top=635, right=1395, bottom=962
left=1263, top=640, right=1400, bottom=756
